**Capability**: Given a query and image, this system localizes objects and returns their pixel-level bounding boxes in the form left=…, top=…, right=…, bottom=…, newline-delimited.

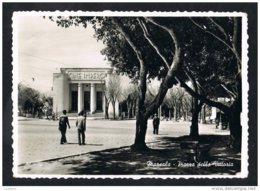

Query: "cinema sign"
left=67, top=71, right=107, bottom=81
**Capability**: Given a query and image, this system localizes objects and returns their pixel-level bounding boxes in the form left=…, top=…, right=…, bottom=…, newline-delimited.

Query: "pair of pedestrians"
left=58, top=110, right=86, bottom=145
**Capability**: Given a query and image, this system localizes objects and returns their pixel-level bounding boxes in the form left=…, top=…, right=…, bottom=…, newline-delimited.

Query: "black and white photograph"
left=2, top=2, right=258, bottom=188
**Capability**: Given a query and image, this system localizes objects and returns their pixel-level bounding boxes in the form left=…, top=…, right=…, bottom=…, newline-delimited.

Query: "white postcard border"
left=12, top=11, right=249, bottom=179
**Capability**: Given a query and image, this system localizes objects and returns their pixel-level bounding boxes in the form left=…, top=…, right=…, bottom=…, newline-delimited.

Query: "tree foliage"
left=164, top=86, right=189, bottom=121
left=18, top=83, right=53, bottom=118
left=179, top=17, right=241, bottom=101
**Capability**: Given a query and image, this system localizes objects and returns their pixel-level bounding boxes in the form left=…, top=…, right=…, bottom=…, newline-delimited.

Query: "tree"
left=50, top=16, right=242, bottom=150
left=189, top=76, right=204, bottom=138
left=182, top=91, right=192, bottom=121
left=103, top=85, right=111, bottom=119
left=18, top=83, right=46, bottom=117
left=106, top=74, right=121, bottom=119
left=42, top=95, right=53, bottom=119
left=121, top=84, right=139, bottom=119
left=164, top=86, right=185, bottom=121
left=175, top=17, right=242, bottom=149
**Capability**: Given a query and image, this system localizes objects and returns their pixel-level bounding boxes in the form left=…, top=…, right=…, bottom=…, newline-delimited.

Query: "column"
left=90, top=83, right=96, bottom=113
left=78, top=83, right=84, bottom=113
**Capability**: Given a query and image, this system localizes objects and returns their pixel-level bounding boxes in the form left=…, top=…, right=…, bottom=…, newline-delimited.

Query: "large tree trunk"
left=131, top=78, right=173, bottom=151
left=228, top=18, right=242, bottom=151
left=131, top=112, right=149, bottom=151
left=228, top=103, right=241, bottom=150
left=190, top=100, right=203, bottom=139
left=114, top=18, right=181, bottom=151
left=228, top=75, right=242, bottom=150
left=190, top=114, right=199, bottom=138
left=130, top=61, right=148, bottom=151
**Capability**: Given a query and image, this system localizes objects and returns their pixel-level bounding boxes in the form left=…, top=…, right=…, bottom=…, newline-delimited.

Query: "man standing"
left=153, top=113, right=160, bottom=135
left=58, top=110, right=70, bottom=144
left=76, top=111, right=86, bottom=145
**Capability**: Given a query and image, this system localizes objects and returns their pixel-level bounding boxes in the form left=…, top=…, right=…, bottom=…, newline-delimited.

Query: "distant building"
left=53, top=68, right=119, bottom=117
left=210, top=97, right=232, bottom=129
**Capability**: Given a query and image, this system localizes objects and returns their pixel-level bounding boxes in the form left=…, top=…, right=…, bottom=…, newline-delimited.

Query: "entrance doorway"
left=71, top=91, right=78, bottom=111
left=96, top=91, right=103, bottom=111
left=84, top=91, right=90, bottom=111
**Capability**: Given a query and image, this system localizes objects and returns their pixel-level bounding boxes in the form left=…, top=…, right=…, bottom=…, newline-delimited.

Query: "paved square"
left=17, top=118, right=228, bottom=165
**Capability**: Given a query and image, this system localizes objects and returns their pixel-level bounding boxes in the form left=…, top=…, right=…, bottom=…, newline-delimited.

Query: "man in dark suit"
left=153, top=113, right=160, bottom=135
left=58, top=110, right=70, bottom=144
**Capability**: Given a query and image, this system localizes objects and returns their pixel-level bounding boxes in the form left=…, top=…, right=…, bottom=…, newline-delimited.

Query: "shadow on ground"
left=66, top=143, right=103, bottom=146
left=66, top=135, right=241, bottom=175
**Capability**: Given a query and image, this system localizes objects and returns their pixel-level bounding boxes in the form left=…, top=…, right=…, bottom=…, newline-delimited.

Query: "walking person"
left=76, top=111, right=86, bottom=145
left=153, top=113, right=160, bottom=135
left=58, top=110, right=70, bottom=144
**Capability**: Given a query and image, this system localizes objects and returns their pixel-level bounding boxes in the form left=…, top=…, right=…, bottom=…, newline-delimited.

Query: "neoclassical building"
left=53, top=68, right=119, bottom=117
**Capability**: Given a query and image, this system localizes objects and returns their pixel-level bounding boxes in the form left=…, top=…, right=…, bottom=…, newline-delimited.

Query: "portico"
left=53, top=68, right=117, bottom=116
left=71, top=82, right=100, bottom=113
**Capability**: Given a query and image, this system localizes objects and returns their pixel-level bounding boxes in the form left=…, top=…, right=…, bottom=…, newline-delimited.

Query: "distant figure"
left=153, top=113, right=160, bottom=135
left=76, top=111, right=86, bottom=145
left=58, top=110, right=70, bottom=144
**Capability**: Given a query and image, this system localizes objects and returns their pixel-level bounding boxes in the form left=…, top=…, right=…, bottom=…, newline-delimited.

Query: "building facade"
left=53, top=68, right=119, bottom=117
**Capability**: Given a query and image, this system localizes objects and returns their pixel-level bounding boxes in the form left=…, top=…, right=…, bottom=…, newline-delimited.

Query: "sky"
left=16, top=15, right=110, bottom=94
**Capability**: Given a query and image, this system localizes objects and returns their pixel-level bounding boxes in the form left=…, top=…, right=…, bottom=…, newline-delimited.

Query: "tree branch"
left=175, top=76, right=231, bottom=113
left=184, top=69, right=205, bottom=96
left=208, top=17, right=228, bottom=39
left=231, top=17, right=241, bottom=73
left=232, top=17, right=238, bottom=52
left=142, top=17, right=181, bottom=118
left=112, top=18, right=143, bottom=66
left=220, top=84, right=237, bottom=99
left=190, top=17, right=241, bottom=64
left=137, top=18, right=170, bottom=69
left=145, top=17, right=181, bottom=77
